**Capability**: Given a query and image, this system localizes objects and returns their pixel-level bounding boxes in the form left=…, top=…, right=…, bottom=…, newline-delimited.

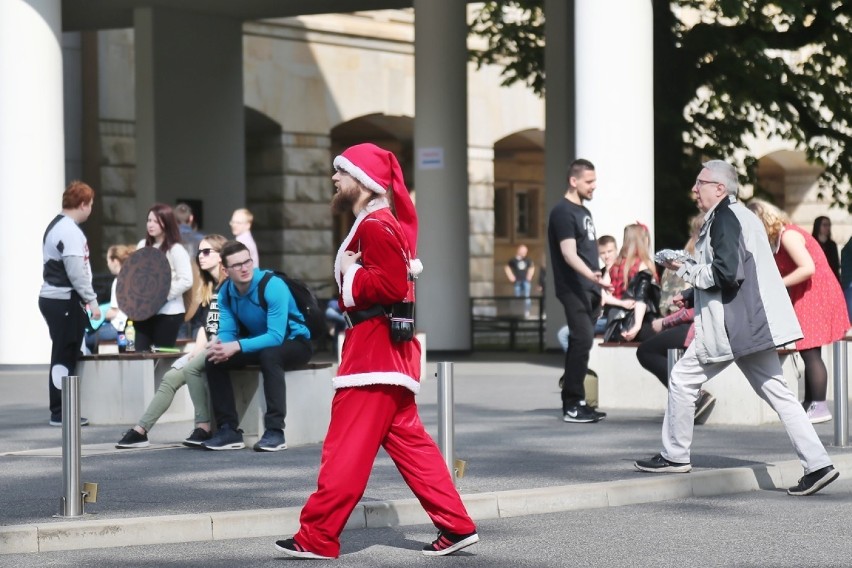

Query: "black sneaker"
left=116, top=429, right=150, bottom=449
left=49, top=417, right=90, bottom=427
left=202, top=424, right=245, bottom=451
left=563, top=401, right=601, bottom=423
left=182, top=427, right=212, bottom=448
left=694, top=390, right=716, bottom=424
left=634, top=453, right=692, bottom=473
left=592, top=407, right=607, bottom=420
left=253, top=429, right=287, bottom=452
left=274, top=538, right=333, bottom=559
left=787, top=465, right=839, bottom=496
left=422, top=530, right=480, bottom=556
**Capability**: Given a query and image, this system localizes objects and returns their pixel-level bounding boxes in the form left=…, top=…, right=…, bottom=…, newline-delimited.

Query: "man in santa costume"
left=275, top=143, right=479, bottom=559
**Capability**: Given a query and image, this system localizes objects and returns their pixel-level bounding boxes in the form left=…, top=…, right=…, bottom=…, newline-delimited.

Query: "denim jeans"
left=514, top=280, right=532, bottom=315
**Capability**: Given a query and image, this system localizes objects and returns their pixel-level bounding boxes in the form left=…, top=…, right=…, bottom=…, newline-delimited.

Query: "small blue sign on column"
left=417, top=147, right=444, bottom=170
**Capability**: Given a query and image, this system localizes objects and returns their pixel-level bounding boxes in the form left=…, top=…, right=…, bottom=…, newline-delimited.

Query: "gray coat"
left=677, top=197, right=802, bottom=364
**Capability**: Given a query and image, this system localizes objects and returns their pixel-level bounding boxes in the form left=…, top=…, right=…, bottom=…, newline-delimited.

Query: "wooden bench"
left=96, top=338, right=193, bottom=355
left=588, top=338, right=803, bottom=425
left=78, top=352, right=191, bottom=424
left=227, top=362, right=335, bottom=447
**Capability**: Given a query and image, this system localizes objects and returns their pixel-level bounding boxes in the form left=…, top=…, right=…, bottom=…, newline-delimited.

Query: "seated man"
left=203, top=241, right=312, bottom=452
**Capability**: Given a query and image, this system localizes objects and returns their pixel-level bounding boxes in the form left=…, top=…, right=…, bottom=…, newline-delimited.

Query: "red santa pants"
left=294, top=384, right=476, bottom=558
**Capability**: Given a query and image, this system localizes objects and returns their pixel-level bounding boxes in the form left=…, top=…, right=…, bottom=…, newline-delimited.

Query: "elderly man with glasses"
left=634, top=159, right=838, bottom=497
left=202, top=240, right=312, bottom=452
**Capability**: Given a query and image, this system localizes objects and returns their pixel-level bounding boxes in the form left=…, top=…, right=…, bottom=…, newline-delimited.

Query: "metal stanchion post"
left=437, top=362, right=456, bottom=484
left=832, top=341, right=849, bottom=447
left=59, top=375, right=84, bottom=517
left=667, top=348, right=684, bottom=377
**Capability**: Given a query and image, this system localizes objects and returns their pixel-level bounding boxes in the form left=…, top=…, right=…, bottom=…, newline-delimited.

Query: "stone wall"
left=245, top=131, right=336, bottom=294
left=98, top=119, right=138, bottom=254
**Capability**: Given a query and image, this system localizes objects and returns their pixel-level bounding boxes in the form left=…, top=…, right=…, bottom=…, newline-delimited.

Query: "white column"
left=575, top=0, right=655, bottom=246
left=0, top=0, right=64, bottom=364
left=414, top=0, right=469, bottom=350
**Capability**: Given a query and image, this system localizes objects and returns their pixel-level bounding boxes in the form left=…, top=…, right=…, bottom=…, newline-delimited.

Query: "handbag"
left=602, top=305, right=636, bottom=343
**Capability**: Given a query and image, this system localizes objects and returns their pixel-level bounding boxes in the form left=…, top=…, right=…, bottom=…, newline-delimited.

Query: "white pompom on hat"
left=334, top=143, right=423, bottom=276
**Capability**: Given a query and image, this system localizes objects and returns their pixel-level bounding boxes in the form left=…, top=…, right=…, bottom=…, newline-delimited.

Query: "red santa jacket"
left=333, top=202, right=422, bottom=393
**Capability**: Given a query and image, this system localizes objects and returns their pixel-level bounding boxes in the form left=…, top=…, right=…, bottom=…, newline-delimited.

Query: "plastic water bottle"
left=125, top=320, right=136, bottom=352
left=117, top=326, right=128, bottom=353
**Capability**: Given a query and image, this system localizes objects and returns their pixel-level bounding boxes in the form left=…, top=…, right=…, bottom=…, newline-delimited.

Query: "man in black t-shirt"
left=548, top=159, right=611, bottom=423
left=505, top=244, right=535, bottom=317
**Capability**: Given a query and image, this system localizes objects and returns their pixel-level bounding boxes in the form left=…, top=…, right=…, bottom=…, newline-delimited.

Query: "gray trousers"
left=662, top=342, right=833, bottom=474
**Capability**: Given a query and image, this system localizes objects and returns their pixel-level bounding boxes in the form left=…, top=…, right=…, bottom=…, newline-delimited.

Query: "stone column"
left=413, top=0, right=469, bottom=351
left=544, top=0, right=575, bottom=349
left=574, top=0, right=655, bottom=243
left=0, top=0, right=64, bottom=364
left=134, top=7, right=245, bottom=235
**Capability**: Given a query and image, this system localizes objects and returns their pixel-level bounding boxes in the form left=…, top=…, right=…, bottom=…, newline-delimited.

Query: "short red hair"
left=62, top=180, right=95, bottom=210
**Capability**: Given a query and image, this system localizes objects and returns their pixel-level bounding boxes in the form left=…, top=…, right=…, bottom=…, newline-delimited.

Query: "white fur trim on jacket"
left=409, top=258, right=423, bottom=277
left=333, top=371, right=420, bottom=394
left=333, top=156, right=386, bottom=195
left=341, top=264, right=361, bottom=308
left=334, top=199, right=389, bottom=293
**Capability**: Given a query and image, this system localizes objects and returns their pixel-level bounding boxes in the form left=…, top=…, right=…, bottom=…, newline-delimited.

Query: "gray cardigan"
left=677, top=196, right=802, bottom=364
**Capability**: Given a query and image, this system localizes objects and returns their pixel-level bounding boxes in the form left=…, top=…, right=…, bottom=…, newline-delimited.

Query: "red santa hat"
left=333, top=143, right=423, bottom=275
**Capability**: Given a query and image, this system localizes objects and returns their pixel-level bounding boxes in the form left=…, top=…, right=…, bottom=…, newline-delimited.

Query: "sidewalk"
left=2, top=352, right=850, bottom=554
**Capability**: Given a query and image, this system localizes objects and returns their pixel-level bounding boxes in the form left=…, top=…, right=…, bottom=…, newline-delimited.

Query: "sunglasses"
left=197, top=248, right=218, bottom=257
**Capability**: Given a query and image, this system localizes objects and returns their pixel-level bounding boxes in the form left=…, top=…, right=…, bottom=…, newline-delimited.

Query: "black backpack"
left=256, top=270, right=327, bottom=340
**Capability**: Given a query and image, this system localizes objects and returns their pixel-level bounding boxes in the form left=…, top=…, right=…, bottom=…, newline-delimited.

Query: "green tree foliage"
left=470, top=0, right=852, bottom=247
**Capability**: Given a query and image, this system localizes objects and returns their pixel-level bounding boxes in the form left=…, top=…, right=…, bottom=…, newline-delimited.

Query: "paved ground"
left=2, top=351, right=850, bottom=561
left=8, top=477, right=852, bottom=567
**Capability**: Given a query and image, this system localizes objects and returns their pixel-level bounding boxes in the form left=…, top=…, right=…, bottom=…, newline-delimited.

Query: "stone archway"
left=491, top=129, right=545, bottom=298
left=753, top=150, right=844, bottom=239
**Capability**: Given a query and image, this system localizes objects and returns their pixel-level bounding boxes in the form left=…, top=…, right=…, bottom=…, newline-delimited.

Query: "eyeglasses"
left=197, top=248, right=217, bottom=257
left=227, top=258, right=253, bottom=271
left=694, top=179, right=720, bottom=188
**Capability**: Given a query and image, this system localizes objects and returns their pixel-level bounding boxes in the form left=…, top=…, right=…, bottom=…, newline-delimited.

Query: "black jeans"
left=38, top=296, right=87, bottom=420
left=557, top=289, right=601, bottom=410
left=205, top=337, right=312, bottom=431
left=635, top=323, right=690, bottom=387
left=134, top=313, right=185, bottom=351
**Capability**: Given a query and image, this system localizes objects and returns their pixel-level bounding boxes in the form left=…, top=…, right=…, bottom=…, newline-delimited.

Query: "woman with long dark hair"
left=812, top=215, right=840, bottom=283
left=133, top=203, right=193, bottom=350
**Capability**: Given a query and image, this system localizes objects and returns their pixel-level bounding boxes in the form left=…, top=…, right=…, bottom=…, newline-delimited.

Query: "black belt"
left=343, top=305, right=387, bottom=329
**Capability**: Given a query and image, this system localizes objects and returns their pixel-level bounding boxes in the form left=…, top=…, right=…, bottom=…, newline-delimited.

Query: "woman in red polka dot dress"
left=748, top=199, right=850, bottom=424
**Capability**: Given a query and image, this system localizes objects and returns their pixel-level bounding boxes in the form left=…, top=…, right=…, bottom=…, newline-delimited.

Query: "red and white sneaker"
left=422, top=530, right=480, bottom=556
left=274, top=538, right=333, bottom=559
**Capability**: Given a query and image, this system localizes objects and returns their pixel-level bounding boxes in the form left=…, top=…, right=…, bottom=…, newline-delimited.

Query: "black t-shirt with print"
left=507, top=256, right=534, bottom=281
left=548, top=198, right=599, bottom=297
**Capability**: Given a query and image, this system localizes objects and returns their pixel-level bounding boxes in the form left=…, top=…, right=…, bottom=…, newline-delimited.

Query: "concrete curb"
left=3, top=454, right=849, bottom=555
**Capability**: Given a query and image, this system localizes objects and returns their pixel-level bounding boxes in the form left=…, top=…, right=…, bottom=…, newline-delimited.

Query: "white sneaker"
left=806, top=401, right=832, bottom=424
